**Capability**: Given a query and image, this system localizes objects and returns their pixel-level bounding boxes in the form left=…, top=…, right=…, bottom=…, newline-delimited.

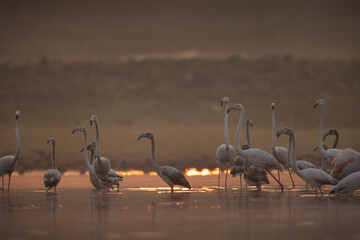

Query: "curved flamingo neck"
left=89, top=148, right=95, bottom=165
left=13, top=117, right=20, bottom=164
left=82, top=130, right=92, bottom=170
left=333, top=131, right=339, bottom=148
left=318, top=102, right=326, bottom=156
left=235, top=107, right=245, bottom=157
left=224, top=102, right=230, bottom=149
left=51, top=143, right=56, bottom=169
left=246, top=121, right=251, bottom=147
left=272, top=108, right=276, bottom=152
left=150, top=137, right=160, bottom=173
left=288, top=133, right=301, bottom=176
left=94, top=120, right=102, bottom=165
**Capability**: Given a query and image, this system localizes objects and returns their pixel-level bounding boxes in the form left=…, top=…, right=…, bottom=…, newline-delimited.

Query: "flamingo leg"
left=265, top=169, right=284, bottom=192
left=315, top=187, right=318, bottom=197
left=171, top=186, right=174, bottom=194
left=258, top=174, right=262, bottom=192
left=225, top=164, right=229, bottom=189
left=319, top=186, right=323, bottom=196
left=277, top=170, right=281, bottom=189
left=7, top=174, right=11, bottom=194
left=218, top=166, right=221, bottom=188
left=288, top=169, right=295, bottom=188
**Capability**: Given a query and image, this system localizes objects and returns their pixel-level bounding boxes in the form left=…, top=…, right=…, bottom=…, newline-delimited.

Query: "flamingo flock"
left=0, top=98, right=359, bottom=197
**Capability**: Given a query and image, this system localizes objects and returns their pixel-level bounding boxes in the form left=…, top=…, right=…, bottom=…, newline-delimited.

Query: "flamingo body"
left=244, top=166, right=269, bottom=190
left=331, top=148, right=360, bottom=180
left=329, top=171, right=360, bottom=196
left=216, top=144, right=234, bottom=169
left=44, top=169, right=61, bottom=192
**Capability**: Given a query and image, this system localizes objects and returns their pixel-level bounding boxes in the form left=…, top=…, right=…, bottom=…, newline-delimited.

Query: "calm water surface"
left=0, top=175, right=360, bottom=240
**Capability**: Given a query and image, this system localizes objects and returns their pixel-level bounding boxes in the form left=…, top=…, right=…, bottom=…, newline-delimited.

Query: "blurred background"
left=0, top=0, right=359, bottom=172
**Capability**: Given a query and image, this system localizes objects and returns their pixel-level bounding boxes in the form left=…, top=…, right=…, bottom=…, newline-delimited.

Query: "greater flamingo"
left=90, top=115, right=111, bottom=180
left=244, top=166, right=269, bottom=191
left=329, top=171, right=360, bottom=197
left=271, top=103, right=295, bottom=188
left=276, top=127, right=337, bottom=196
left=314, top=99, right=360, bottom=180
left=227, top=103, right=285, bottom=192
left=73, top=126, right=119, bottom=190
left=215, top=97, right=234, bottom=189
left=84, top=142, right=123, bottom=182
left=0, top=111, right=20, bottom=193
left=313, top=128, right=339, bottom=171
left=138, top=132, right=191, bottom=193
left=230, top=119, right=252, bottom=188
left=43, top=138, right=61, bottom=192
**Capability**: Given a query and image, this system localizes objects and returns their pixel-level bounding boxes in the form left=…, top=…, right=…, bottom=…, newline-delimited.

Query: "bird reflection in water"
left=45, top=193, right=60, bottom=239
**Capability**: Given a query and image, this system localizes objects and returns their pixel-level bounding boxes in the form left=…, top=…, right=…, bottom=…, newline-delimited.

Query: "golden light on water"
left=185, top=168, right=228, bottom=176
left=117, top=170, right=145, bottom=176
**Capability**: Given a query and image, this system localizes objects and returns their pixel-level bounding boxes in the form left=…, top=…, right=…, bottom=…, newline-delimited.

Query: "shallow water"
left=1, top=174, right=360, bottom=240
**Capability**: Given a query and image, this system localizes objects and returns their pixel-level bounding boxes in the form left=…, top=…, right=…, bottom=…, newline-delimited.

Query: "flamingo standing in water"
left=329, top=171, right=360, bottom=197
left=215, top=97, right=234, bottom=189
left=314, top=99, right=360, bottom=180
left=230, top=119, right=252, bottom=188
left=138, top=132, right=191, bottom=193
left=73, top=126, right=120, bottom=190
left=227, top=103, right=285, bottom=192
left=0, top=111, right=20, bottom=193
left=84, top=142, right=123, bottom=182
left=276, top=127, right=337, bottom=196
left=271, top=103, right=295, bottom=188
left=43, top=138, right=61, bottom=192
left=90, top=115, right=111, bottom=181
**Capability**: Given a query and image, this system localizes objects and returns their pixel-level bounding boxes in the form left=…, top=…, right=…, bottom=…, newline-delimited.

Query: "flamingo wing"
left=161, top=166, right=191, bottom=189
left=331, top=148, right=360, bottom=180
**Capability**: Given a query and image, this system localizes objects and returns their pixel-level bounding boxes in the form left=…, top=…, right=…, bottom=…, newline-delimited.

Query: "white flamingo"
left=314, top=99, right=360, bottom=180
left=0, top=111, right=20, bottom=193
left=329, top=171, right=360, bottom=197
left=271, top=103, right=296, bottom=188
left=227, top=103, right=285, bottom=192
left=84, top=142, right=123, bottom=182
left=43, top=138, right=61, bottom=192
left=90, top=115, right=111, bottom=180
left=276, top=127, right=337, bottom=196
left=230, top=119, right=252, bottom=188
left=215, top=97, right=234, bottom=189
left=138, top=132, right=191, bottom=193
left=73, top=126, right=119, bottom=190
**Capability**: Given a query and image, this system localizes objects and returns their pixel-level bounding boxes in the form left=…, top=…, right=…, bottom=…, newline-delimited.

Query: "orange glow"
left=148, top=172, right=158, bottom=176
left=185, top=168, right=229, bottom=176
left=118, top=170, right=145, bottom=176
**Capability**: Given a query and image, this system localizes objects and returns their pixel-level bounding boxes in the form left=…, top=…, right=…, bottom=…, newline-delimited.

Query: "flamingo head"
left=271, top=103, right=275, bottom=110
left=227, top=103, right=243, bottom=113
left=15, top=110, right=20, bottom=120
left=220, top=97, right=229, bottom=106
left=313, top=144, right=328, bottom=152
left=138, top=132, right=154, bottom=141
left=47, top=138, right=56, bottom=145
left=81, top=141, right=95, bottom=152
left=323, top=128, right=338, bottom=140
left=241, top=143, right=250, bottom=150
left=90, top=115, right=97, bottom=126
left=72, top=126, right=86, bottom=134
left=246, top=119, right=253, bottom=128
left=276, top=127, right=293, bottom=138
left=314, top=99, right=325, bottom=109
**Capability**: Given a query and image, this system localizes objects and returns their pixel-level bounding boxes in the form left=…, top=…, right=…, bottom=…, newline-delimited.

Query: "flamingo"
left=43, top=138, right=61, bottom=192
left=329, top=171, right=360, bottom=197
left=276, top=127, right=337, bottom=196
left=314, top=99, right=360, bottom=180
left=227, top=103, right=285, bottom=192
left=230, top=119, right=252, bottom=188
left=90, top=115, right=111, bottom=180
left=0, top=111, right=20, bottom=193
left=138, top=132, right=191, bottom=193
left=313, top=128, right=339, bottom=171
left=84, top=142, right=123, bottom=182
left=244, top=166, right=269, bottom=191
left=215, top=97, right=234, bottom=189
left=271, top=103, right=296, bottom=188
left=73, top=126, right=119, bottom=190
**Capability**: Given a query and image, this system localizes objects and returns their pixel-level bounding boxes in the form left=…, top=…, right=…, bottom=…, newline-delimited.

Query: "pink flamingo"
left=215, top=97, right=234, bottom=189
left=271, top=103, right=295, bottom=188
left=277, top=127, right=337, bottom=196
left=227, top=103, right=285, bottom=192
left=314, top=99, right=360, bottom=180
left=329, top=171, right=360, bottom=197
